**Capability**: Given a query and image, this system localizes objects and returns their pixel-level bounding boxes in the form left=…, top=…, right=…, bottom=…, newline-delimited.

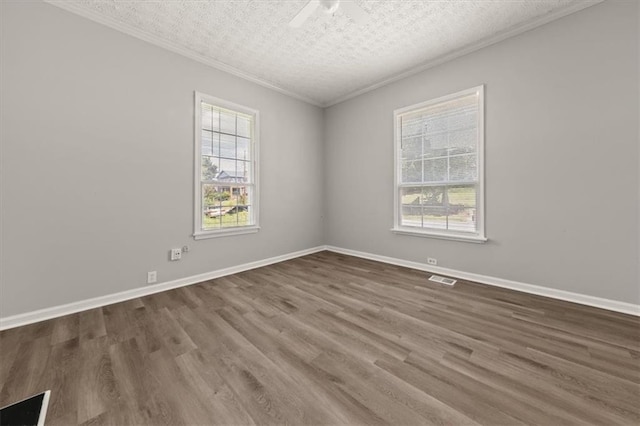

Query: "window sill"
left=391, top=227, right=487, bottom=244
left=194, top=226, right=260, bottom=240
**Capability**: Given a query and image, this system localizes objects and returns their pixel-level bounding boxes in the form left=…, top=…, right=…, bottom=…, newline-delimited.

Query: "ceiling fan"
left=289, top=0, right=368, bottom=28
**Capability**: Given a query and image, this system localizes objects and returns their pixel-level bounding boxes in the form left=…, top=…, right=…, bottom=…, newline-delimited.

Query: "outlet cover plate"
left=170, top=248, right=182, bottom=261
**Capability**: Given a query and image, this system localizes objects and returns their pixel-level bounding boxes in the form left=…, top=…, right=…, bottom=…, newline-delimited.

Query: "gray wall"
left=1, top=1, right=638, bottom=319
left=0, top=1, right=324, bottom=317
left=324, top=0, right=639, bottom=303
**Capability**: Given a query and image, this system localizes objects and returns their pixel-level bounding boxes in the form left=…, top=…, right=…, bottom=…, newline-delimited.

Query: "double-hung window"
left=393, top=86, right=486, bottom=242
left=194, top=92, right=259, bottom=239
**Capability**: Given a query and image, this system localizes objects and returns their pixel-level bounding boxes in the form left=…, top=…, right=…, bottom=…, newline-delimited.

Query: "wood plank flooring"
left=1, top=251, right=638, bottom=425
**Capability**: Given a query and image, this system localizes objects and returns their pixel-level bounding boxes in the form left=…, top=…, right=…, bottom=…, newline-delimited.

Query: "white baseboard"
left=0, top=246, right=326, bottom=331
left=2, top=244, right=637, bottom=330
left=324, top=245, right=640, bottom=317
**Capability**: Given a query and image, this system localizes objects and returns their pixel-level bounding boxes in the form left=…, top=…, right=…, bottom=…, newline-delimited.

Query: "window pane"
left=219, top=158, right=236, bottom=180
left=202, top=184, right=222, bottom=229
left=221, top=187, right=250, bottom=228
left=201, top=156, right=219, bottom=181
left=220, top=133, right=235, bottom=159
left=236, top=161, right=250, bottom=182
left=423, top=134, right=449, bottom=159
left=237, top=137, right=250, bottom=161
left=421, top=186, right=447, bottom=230
left=201, top=103, right=212, bottom=131
left=202, top=185, right=253, bottom=229
left=422, top=211, right=448, bottom=230
left=202, top=130, right=220, bottom=157
left=449, top=127, right=476, bottom=154
left=447, top=185, right=477, bottom=232
left=423, top=158, right=447, bottom=182
left=421, top=186, right=445, bottom=211
left=237, top=115, right=251, bottom=138
left=201, top=104, right=220, bottom=132
left=449, top=154, right=477, bottom=182
left=402, top=186, right=466, bottom=230
left=402, top=160, right=421, bottom=183
left=236, top=205, right=251, bottom=227
left=401, top=116, right=423, bottom=137
left=220, top=110, right=236, bottom=134
left=201, top=130, right=213, bottom=156
left=401, top=136, right=421, bottom=161
left=427, top=114, right=448, bottom=134
left=203, top=210, right=222, bottom=230
left=400, top=187, right=422, bottom=227
left=221, top=191, right=239, bottom=228
left=213, top=132, right=220, bottom=157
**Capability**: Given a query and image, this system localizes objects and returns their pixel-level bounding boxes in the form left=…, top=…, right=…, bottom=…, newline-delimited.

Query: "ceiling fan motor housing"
left=320, top=0, right=340, bottom=14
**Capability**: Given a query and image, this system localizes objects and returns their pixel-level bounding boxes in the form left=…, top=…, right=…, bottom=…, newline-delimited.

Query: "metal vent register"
left=428, top=275, right=457, bottom=286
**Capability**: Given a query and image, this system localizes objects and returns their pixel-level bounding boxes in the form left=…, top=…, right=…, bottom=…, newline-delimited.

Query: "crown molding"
left=43, top=0, right=324, bottom=107
left=44, top=0, right=603, bottom=109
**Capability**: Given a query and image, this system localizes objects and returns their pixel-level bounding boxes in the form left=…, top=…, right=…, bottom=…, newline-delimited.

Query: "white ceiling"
left=46, top=0, right=600, bottom=107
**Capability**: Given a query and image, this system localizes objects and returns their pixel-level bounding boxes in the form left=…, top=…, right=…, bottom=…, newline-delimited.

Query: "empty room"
left=1, top=0, right=638, bottom=425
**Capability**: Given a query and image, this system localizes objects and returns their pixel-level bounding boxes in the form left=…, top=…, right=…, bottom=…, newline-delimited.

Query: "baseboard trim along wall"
left=0, top=246, right=326, bottom=331
left=2, top=244, right=638, bottom=330
left=324, top=245, right=640, bottom=317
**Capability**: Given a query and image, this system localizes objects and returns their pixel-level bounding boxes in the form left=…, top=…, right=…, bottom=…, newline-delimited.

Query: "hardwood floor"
left=1, top=251, right=638, bottom=425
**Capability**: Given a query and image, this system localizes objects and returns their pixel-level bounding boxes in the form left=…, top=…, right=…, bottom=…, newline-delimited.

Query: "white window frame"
left=193, top=92, right=260, bottom=240
left=392, top=85, right=486, bottom=243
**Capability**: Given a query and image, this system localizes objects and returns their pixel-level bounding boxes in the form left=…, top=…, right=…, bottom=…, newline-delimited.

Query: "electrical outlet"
left=170, top=248, right=182, bottom=261
left=427, top=258, right=437, bottom=266
left=147, top=271, right=157, bottom=284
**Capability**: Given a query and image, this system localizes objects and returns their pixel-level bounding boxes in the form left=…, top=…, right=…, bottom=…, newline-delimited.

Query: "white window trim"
left=391, top=85, right=487, bottom=243
left=193, top=92, right=260, bottom=240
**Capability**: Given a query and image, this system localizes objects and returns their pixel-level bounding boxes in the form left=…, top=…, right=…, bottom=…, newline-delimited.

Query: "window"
left=393, top=86, right=486, bottom=242
left=194, top=92, right=259, bottom=239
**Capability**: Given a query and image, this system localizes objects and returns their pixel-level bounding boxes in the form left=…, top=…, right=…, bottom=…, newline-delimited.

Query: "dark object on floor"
left=0, top=391, right=50, bottom=426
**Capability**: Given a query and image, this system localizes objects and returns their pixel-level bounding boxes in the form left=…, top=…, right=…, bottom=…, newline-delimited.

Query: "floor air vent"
left=428, top=275, right=457, bottom=286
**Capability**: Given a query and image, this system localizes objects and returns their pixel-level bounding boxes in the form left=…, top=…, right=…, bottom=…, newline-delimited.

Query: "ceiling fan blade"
left=340, top=1, right=368, bottom=25
left=289, top=0, right=320, bottom=28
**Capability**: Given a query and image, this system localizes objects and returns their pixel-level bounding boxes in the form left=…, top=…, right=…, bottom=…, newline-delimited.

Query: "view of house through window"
left=394, top=86, right=485, bottom=241
left=195, top=93, right=259, bottom=238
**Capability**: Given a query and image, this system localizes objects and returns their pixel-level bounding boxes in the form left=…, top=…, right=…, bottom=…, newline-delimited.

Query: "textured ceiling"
left=46, top=0, right=600, bottom=106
